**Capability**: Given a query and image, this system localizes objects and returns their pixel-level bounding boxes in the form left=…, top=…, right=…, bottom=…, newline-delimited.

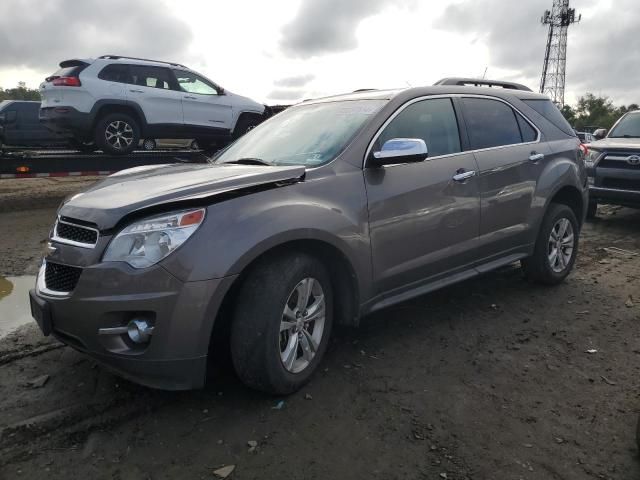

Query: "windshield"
left=609, top=112, right=640, bottom=138
left=215, top=99, right=387, bottom=167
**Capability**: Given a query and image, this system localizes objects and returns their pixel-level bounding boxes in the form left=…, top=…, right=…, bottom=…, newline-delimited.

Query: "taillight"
left=579, top=143, right=589, bottom=156
left=52, top=76, right=81, bottom=87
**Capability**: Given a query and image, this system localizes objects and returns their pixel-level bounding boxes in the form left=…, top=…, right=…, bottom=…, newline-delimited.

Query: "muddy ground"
left=1, top=177, right=639, bottom=480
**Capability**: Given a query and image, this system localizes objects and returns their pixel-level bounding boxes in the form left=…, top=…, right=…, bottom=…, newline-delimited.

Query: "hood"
left=59, top=162, right=305, bottom=230
left=589, top=137, right=640, bottom=150
left=225, top=90, right=265, bottom=114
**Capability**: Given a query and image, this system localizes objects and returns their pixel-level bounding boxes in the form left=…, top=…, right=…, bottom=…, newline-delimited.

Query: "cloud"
left=436, top=0, right=640, bottom=104
left=0, top=0, right=192, bottom=72
left=280, top=0, right=416, bottom=58
left=266, top=89, right=307, bottom=102
left=273, top=74, right=315, bottom=88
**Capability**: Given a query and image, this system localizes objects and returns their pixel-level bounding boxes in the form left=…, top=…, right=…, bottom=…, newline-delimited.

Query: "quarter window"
left=375, top=98, right=461, bottom=157
left=516, top=114, right=538, bottom=142
left=173, top=70, right=219, bottom=95
left=462, top=98, right=523, bottom=150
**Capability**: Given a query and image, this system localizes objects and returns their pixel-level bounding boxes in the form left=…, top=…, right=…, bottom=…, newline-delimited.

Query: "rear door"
left=365, top=97, right=481, bottom=294
left=172, top=69, right=233, bottom=133
left=126, top=65, right=184, bottom=129
left=459, top=96, right=545, bottom=259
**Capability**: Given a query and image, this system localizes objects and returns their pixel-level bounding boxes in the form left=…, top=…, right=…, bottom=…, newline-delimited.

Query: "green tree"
left=0, top=82, right=41, bottom=101
left=563, top=94, right=639, bottom=131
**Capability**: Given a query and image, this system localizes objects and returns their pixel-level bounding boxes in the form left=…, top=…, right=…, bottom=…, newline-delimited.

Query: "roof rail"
left=434, top=77, right=532, bottom=92
left=98, top=55, right=187, bottom=68
left=352, top=88, right=378, bottom=93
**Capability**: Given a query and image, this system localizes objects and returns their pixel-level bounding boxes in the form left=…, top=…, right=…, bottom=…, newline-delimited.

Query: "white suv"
left=39, top=55, right=267, bottom=155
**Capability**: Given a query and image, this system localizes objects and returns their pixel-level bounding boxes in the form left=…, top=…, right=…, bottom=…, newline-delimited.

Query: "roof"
left=302, top=82, right=548, bottom=106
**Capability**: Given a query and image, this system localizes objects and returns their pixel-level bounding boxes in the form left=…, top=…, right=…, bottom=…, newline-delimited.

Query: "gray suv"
left=29, top=78, right=588, bottom=394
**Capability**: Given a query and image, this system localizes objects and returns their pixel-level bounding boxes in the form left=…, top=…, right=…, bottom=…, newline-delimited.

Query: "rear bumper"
left=39, top=106, right=91, bottom=138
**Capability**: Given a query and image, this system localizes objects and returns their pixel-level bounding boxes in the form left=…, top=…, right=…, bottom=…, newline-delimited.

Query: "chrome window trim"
left=52, top=216, right=99, bottom=249
left=36, top=260, right=72, bottom=298
left=363, top=93, right=542, bottom=169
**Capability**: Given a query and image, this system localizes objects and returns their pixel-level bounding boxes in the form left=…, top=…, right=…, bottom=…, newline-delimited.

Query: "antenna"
left=539, top=0, right=581, bottom=106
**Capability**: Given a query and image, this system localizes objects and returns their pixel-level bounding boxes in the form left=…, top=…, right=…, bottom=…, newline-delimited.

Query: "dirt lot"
left=1, top=177, right=639, bottom=480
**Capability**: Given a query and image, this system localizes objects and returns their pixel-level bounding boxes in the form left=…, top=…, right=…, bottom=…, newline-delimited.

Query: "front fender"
left=160, top=171, right=372, bottom=298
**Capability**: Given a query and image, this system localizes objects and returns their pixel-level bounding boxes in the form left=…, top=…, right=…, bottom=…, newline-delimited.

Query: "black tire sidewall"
left=526, top=203, right=579, bottom=284
left=95, top=113, right=140, bottom=155
left=230, top=253, right=334, bottom=394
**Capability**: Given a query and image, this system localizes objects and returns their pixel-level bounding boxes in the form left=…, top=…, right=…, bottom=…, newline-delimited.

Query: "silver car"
left=29, top=78, right=588, bottom=394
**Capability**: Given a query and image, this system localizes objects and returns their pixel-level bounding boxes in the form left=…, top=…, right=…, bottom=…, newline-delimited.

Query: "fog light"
left=127, top=318, right=154, bottom=344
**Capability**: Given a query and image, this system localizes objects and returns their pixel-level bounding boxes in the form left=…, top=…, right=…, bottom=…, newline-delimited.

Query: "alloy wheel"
left=548, top=217, right=574, bottom=273
left=105, top=120, right=134, bottom=151
left=279, top=277, right=326, bottom=374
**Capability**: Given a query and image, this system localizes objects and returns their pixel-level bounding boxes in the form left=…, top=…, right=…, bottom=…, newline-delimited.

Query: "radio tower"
left=539, top=0, right=580, bottom=106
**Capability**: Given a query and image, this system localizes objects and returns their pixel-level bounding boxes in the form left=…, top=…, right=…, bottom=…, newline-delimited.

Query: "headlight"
left=103, top=208, right=205, bottom=268
left=584, top=148, right=602, bottom=167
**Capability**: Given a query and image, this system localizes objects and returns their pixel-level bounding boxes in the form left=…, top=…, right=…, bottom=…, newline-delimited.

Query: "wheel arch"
left=547, top=184, right=585, bottom=228
left=90, top=100, right=148, bottom=135
left=206, top=237, right=361, bottom=367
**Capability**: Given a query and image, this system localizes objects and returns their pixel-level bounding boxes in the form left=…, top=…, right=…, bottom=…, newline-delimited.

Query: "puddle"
left=0, top=276, right=36, bottom=339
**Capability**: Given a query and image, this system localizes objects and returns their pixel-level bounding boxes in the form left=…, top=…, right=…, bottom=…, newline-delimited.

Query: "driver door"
left=172, top=70, right=233, bottom=132
left=364, top=97, right=481, bottom=294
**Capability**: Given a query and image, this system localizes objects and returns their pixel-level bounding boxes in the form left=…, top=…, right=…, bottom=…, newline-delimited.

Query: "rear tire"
left=230, top=252, right=333, bottom=395
left=521, top=203, right=579, bottom=285
left=95, top=113, right=140, bottom=155
left=586, top=199, right=597, bottom=220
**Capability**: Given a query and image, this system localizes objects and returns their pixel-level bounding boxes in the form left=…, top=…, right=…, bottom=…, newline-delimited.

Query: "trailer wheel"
left=95, top=113, right=140, bottom=155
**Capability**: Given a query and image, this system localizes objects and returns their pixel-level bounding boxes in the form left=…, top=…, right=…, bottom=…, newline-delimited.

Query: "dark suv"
left=584, top=110, right=640, bottom=217
left=29, top=78, right=588, bottom=394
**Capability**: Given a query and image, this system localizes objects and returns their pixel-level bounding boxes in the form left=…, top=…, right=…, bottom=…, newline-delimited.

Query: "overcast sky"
left=0, top=0, right=636, bottom=106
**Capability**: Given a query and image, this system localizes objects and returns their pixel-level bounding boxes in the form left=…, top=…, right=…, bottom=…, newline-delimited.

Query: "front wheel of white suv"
left=95, top=113, right=140, bottom=155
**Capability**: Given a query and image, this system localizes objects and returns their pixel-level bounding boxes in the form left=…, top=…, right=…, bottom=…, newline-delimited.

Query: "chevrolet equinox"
left=29, top=78, right=588, bottom=394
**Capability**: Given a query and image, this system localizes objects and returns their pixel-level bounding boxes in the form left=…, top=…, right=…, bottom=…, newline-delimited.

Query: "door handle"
left=452, top=170, right=476, bottom=182
left=129, top=89, right=144, bottom=93
left=529, top=152, right=545, bottom=162
left=184, top=95, right=197, bottom=100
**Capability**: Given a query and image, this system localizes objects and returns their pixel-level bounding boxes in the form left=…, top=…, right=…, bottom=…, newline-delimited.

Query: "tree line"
left=561, top=94, right=637, bottom=131
left=0, top=82, right=41, bottom=101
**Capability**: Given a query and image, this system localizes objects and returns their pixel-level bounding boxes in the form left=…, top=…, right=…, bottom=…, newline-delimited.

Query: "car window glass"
left=129, top=65, right=174, bottom=90
left=462, top=98, right=522, bottom=149
left=516, top=114, right=538, bottom=142
left=521, top=99, right=575, bottom=136
left=375, top=98, right=461, bottom=157
left=173, top=70, right=218, bottom=95
left=609, top=112, right=640, bottom=138
left=98, top=64, right=132, bottom=84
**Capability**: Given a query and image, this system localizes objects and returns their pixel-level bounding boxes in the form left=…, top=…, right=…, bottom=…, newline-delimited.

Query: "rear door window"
left=98, top=64, right=132, bottom=84
left=129, top=65, right=177, bottom=90
left=375, top=98, right=461, bottom=157
left=461, top=97, right=523, bottom=150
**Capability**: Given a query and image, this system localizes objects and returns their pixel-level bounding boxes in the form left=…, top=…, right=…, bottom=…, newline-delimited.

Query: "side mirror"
left=370, top=138, right=428, bottom=166
left=593, top=128, right=607, bottom=140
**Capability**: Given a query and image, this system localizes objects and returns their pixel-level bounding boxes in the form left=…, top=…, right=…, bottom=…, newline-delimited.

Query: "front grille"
left=54, top=219, right=98, bottom=246
left=44, top=262, right=82, bottom=292
left=599, top=158, right=640, bottom=170
left=601, top=178, right=640, bottom=191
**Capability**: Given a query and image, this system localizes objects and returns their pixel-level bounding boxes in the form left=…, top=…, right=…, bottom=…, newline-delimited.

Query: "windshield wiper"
left=222, top=157, right=271, bottom=166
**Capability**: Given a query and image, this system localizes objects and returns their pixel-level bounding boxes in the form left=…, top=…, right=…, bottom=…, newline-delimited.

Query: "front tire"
left=230, top=253, right=333, bottom=394
left=522, top=203, right=579, bottom=285
left=95, top=113, right=140, bottom=155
